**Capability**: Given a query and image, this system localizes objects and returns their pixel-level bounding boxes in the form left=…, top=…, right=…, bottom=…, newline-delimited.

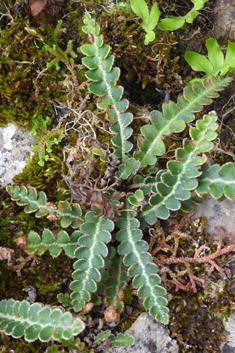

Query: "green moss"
left=0, top=333, right=48, bottom=353
left=0, top=15, right=66, bottom=128
left=98, top=7, right=179, bottom=100
left=13, top=146, right=65, bottom=199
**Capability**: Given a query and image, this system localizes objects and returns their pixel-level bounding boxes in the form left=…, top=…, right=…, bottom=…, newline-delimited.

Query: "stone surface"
left=221, top=313, right=235, bottom=353
left=213, top=0, right=235, bottom=44
left=109, top=313, right=179, bottom=353
left=192, top=194, right=235, bottom=237
left=0, top=123, right=37, bottom=188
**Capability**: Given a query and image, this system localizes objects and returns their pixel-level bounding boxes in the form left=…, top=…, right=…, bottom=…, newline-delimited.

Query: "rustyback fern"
left=104, top=255, right=130, bottom=311
left=196, top=162, right=235, bottom=199
left=80, top=12, right=140, bottom=179
left=136, top=111, right=220, bottom=225
left=26, top=229, right=82, bottom=258
left=116, top=208, right=169, bottom=323
left=2, top=11, right=235, bottom=351
left=134, top=76, right=232, bottom=167
left=70, top=211, right=114, bottom=312
left=0, top=299, right=84, bottom=342
left=6, top=185, right=83, bottom=228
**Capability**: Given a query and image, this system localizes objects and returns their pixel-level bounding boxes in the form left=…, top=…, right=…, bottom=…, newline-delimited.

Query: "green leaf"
left=222, top=41, right=235, bottom=75
left=158, top=17, right=185, bottom=31
left=109, top=332, right=134, bottom=347
left=129, top=0, right=149, bottom=23
left=140, top=111, right=220, bottom=224
left=186, top=37, right=235, bottom=83
left=116, top=157, right=141, bottom=179
left=81, top=13, right=134, bottom=166
left=196, top=163, right=235, bottom=200
left=144, top=30, right=155, bottom=45
left=135, top=77, right=231, bottom=168
left=186, top=9, right=200, bottom=23
left=147, top=3, right=160, bottom=30
left=184, top=52, right=213, bottom=74
left=205, top=37, right=224, bottom=74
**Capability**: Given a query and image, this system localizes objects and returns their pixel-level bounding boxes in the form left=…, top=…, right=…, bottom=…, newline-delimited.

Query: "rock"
left=221, top=312, right=235, bottom=353
left=213, top=0, right=235, bottom=45
left=192, top=194, right=235, bottom=237
left=0, top=123, right=37, bottom=188
left=109, top=312, right=179, bottom=353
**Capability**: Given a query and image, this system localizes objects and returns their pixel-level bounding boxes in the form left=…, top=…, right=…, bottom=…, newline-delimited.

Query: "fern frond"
left=80, top=12, right=140, bottom=178
left=105, top=256, right=130, bottom=311
left=134, top=77, right=232, bottom=167
left=94, top=330, right=134, bottom=347
left=196, top=162, right=235, bottom=199
left=0, top=299, right=84, bottom=342
left=138, top=111, right=220, bottom=225
left=70, top=211, right=114, bottom=312
left=6, top=185, right=83, bottom=228
left=26, top=229, right=83, bottom=258
left=116, top=208, right=169, bottom=324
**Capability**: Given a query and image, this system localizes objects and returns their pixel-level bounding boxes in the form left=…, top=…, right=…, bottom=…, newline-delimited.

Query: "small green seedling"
left=127, top=0, right=209, bottom=45
left=158, top=0, right=209, bottom=31
left=185, top=37, right=235, bottom=85
left=129, top=0, right=160, bottom=44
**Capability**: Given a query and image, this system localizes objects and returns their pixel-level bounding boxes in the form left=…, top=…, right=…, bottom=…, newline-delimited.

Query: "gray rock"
left=221, top=312, right=235, bottom=353
left=109, top=312, right=179, bottom=353
left=192, top=194, right=235, bottom=237
left=0, top=123, right=37, bottom=187
left=213, top=0, right=235, bottom=44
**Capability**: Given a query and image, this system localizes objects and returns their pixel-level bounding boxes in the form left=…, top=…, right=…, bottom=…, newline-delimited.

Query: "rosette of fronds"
left=80, top=12, right=140, bottom=179
left=0, top=299, right=84, bottom=342
left=116, top=207, right=169, bottom=324
left=6, top=185, right=83, bottom=228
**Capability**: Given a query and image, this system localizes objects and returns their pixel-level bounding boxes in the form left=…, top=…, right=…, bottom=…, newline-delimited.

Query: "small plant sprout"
left=128, top=0, right=209, bottom=44
left=185, top=37, right=235, bottom=85
left=158, top=0, right=209, bottom=31
left=129, top=0, right=160, bottom=44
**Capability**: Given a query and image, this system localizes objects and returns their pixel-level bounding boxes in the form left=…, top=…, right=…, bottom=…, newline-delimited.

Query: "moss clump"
left=0, top=333, right=48, bottom=353
left=169, top=289, right=226, bottom=353
left=13, top=146, right=64, bottom=199
left=0, top=14, right=68, bottom=128
left=98, top=6, right=179, bottom=99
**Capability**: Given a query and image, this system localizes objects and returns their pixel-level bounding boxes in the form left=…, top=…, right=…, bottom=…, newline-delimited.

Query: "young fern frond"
left=0, top=299, right=84, bottom=342
left=134, top=77, right=232, bottom=167
left=104, top=256, right=130, bottom=311
left=80, top=12, right=140, bottom=179
left=94, top=330, right=134, bottom=348
left=6, top=185, right=83, bottom=228
left=116, top=207, right=169, bottom=324
left=70, top=211, right=114, bottom=312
